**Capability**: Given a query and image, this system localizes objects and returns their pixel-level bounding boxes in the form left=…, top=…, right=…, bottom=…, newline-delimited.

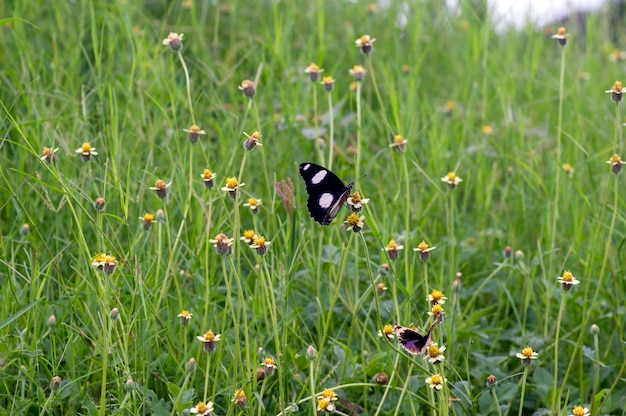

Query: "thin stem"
left=327, top=91, right=334, bottom=171
left=518, top=367, right=528, bottom=416
left=550, top=292, right=567, bottom=413
left=177, top=52, right=196, bottom=126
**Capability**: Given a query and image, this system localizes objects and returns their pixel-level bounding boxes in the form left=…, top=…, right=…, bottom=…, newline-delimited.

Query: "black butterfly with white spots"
left=392, top=315, right=442, bottom=355
left=299, top=162, right=353, bottom=225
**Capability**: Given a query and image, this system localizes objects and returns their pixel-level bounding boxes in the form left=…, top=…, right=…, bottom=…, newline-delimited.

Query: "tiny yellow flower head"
left=347, top=191, right=370, bottom=212
left=209, top=233, right=234, bottom=256
left=367, top=3, right=377, bottom=14
left=401, top=64, right=411, bottom=75
left=321, top=389, right=338, bottom=402
left=425, top=343, right=446, bottom=365
left=383, top=239, right=404, bottom=260
left=141, top=213, right=155, bottom=230
left=243, top=197, right=262, bottom=214
left=321, top=76, right=335, bottom=92
left=428, top=289, right=447, bottom=306
left=162, top=32, right=184, bottom=51
left=221, top=176, right=245, bottom=199
left=238, top=79, right=256, bottom=98
left=569, top=405, right=590, bottom=416
left=606, top=153, right=626, bottom=175
left=349, top=65, right=367, bottom=82
left=551, top=26, right=567, bottom=47
left=183, top=125, right=206, bottom=144
left=102, top=255, right=118, bottom=275
left=94, top=197, right=105, bottom=212
left=481, top=125, right=494, bottom=135
left=376, top=282, right=388, bottom=295
left=428, top=304, right=444, bottom=320
left=189, top=400, right=214, bottom=415
left=441, top=171, right=462, bottom=189
left=40, top=147, right=59, bottom=164
left=196, top=330, right=221, bottom=353
left=149, top=179, right=171, bottom=199
left=515, top=346, right=539, bottom=366
left=91, top=253, right=106, bottom=269
left=345, top=213, right=365, bottom=233
left=444, top=100, right=456, bottom=116
left=243, top=131, right=263, bottom=151
left=317, top=397, right=335, bottom=412
left=241, top=229, right=257, bottom=245
left=425, top=373, right=446, bottom=390
left=557, top=270, right=580, bottom=292
left=389, top=134, right=407, bottom=153
left=75, top=142, right=98, bottom=162
left=562, top=163, right=574, bottom=176
left=305, top=63, right=324, bottom=82
left=355, top=34, right=376, bottom=54
left=263, top=357, right=277, bottom=376
left=605, top=81, right=626, bottom=103
left=349, top=81, right=358, bottom=92
left=414, top=240, right=436, bottom=261
left=377, top=324, right=395, bottom=339
left=200, top=168, right=216, bottom=189
left=178, top=310, right=192, bottom=326
left=232, top=389, right=247, bottom=410
left=250, top=235, right=271, bottom=255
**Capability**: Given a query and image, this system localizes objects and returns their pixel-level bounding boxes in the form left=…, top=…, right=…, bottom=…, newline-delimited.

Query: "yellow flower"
left=196, top=330, right=221, bottom=353
left=243, top=131, right=263, bottom=150
left=149, top=179, right=171, bottom=199
left=414, top=240, right=436, bottom=261
left=221, top=177, right=245, bottom=198
left=183, top=125, right=206, bottom=144
left=321, top=76, right=335, bottom=92
left=178, top=310, right=192, bottom=326
left=557, top=270, right=580, bottom=291
left=40, top=147, right=59, bottom=164
left=355, top=34, right=376, bottom=54
left=551, top=26, right=567, bottom=47
left=377, top=324, right=395, bottom=339
left=347, top=191, right=369, bottom=212
left=232, top=389, right=247, bottom=409
left=389, top=134, right=407, bottom=153
left=428, top=289, right=447, bottom=305
left=240, top=229, right=257, bottom=245
left=209, top=233, right=234, bottom=256
left=424, top=343, right=446, bottom=365
left=75, top=142, right=98, bottom=161
left=238, top=79, right=256, bottom=98
left=162, top=32, right=184, bottom=51
left=606, top=153, right=625, bottom=175
left=345, top=213, right=365, bottom=233
left=305, top=63, right=324, bottom=82
left=605, top=81, right=626, bottom=103
left=349, top=65, right=367, bottom=82
left=425, top=373, right=446, bottom=390
left=263, top=357, right=277, bottom=375
left=250, top=236, right=271, bottom=255
left=441, top=171, right=462, bottom=188
left=569, top=405, right=590, bottom=416
left=383, top=239, right=404, bottom=260
left=189, top=400, right=213, bottom=415
left=515, top=346, right=539, bottom=366
left=200, top=168, right=216, bottom=189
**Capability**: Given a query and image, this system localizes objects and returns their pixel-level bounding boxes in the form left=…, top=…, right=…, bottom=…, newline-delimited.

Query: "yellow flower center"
left=446, top=172, right=456, bottom=182
left=179, top=310, right=191, bottom=318
left=349, top=81, right=358, bottom=91
left=253, top=236, right=266, bottom=246
left=264, top=357, right=275, bottom=366
left=431, top=304, right=443, bottom=315
left=82, top=143, right=92, bottom=153
left=359, top=35, right=370, bottom=45
left=350, top=192, right=362, bottom=203
left=346, top=213, right=361, bottom=226
left=226, top=177, right=239, bottom=189
left=234, top=389, right=246, bottom=399
left=243, top=230, right=255, bottom=240
left=104, top=255, right=116, bottom=264
left=613, top=81, right=623, bottom=92
left=394, top=135, right=404, bottom=144
left=188, top=125, right=200, bottom=133
left=322, top=389, right=336, bottom=400
left=155, top=179, right=166, bottom=190
left=322, top=76, right=335, bottom=84
left=195, top=402, right=208, bottom=413
left=481, top=125, right=494, bottom=135
left=428, top=344, right=440, bottom=357
left=248, top=198, right=259, bottom=207
left=240, top=80, right=255, bottom=89
left=429, top=374, right=442, bottom=385
left=557, top=27, right=566, bottom=36
left=93, top=254, right=106, bottom=263
left=306, top=63, right=319, bottom=72
left=445, top=101, right=456, bottom=112
left=203, top=169, right=214, bottom=179
left=572, top=406, right=586, bottom=416
left=562, top=163, right=573, bottom=172
left=431, top=290, right=444, bottom=301
left=562, top=271, right=573, bottom=282
left=418, top=241, right=429, bottom=251
left=143, top=213, right=154, bottom=221
left=42, top=147, right=52, bottom=156
left=249, top=131, right=261, bottom=140
left=318, top=399, right=330, bottom=410
left=203, top=330, right=216, bottom=341
left=383, top=324, right=393, bottom=336
left=611, top=154, right=622, bottom=164
left=521, top=346, right=534, bottom=358
left=386, top=239, right=398, bottom=250
left=352, top=65, right=365, bottom=74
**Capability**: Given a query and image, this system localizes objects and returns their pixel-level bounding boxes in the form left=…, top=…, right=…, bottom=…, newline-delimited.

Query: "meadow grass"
left=1, top=0, right=625, bottom=415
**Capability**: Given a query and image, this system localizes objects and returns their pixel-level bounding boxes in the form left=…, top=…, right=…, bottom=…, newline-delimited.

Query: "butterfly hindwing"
left=393, top=317, right=441, bottom=355
left=299, top=163, right=353, bottom=225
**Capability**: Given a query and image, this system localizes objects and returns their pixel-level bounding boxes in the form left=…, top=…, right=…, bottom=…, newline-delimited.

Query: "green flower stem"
left=491, top=387, right=503, bottom=416
left=177, top=51, right=196, bottom=126
left=591, top=326, right=600, bottom=415
left=355, top=81, right=362, bottom=184
left=309, top=359, right=316, bottom=416
left=203, top=353, right=211, bottom=403
left=327, top=90, right=334, bottom=171
left=550, top=292, right=567, bottom=413
left=518, top=367, right=529, bottom=416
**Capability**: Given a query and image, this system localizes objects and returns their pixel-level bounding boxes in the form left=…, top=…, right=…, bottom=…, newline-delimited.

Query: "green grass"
left=1, top=0, right=625, bottom=414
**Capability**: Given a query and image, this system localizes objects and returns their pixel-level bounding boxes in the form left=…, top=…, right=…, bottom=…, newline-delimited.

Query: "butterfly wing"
left=393, top=325, right=432, bottom=355
left=299, top=163, right=353, bottom=225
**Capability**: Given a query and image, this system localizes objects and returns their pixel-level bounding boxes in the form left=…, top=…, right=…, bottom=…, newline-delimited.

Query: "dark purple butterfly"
left=393, top=316, right=442, bottom=355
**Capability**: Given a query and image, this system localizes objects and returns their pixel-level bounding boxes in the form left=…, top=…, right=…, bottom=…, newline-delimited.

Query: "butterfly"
left=392, top=316, right=442, bottom=355
left=299, top=162, right=354, bottom=225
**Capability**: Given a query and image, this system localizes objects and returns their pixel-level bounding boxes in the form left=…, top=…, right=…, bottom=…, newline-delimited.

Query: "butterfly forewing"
left=392, top=317, right=441, bottom=355
left=299, top=163, right=353, bottom=225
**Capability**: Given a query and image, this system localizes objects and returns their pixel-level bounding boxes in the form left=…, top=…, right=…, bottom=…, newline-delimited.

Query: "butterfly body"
left=299, top=163, right=353, bottom=225
left=393, top=317, right=441, bottom=355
